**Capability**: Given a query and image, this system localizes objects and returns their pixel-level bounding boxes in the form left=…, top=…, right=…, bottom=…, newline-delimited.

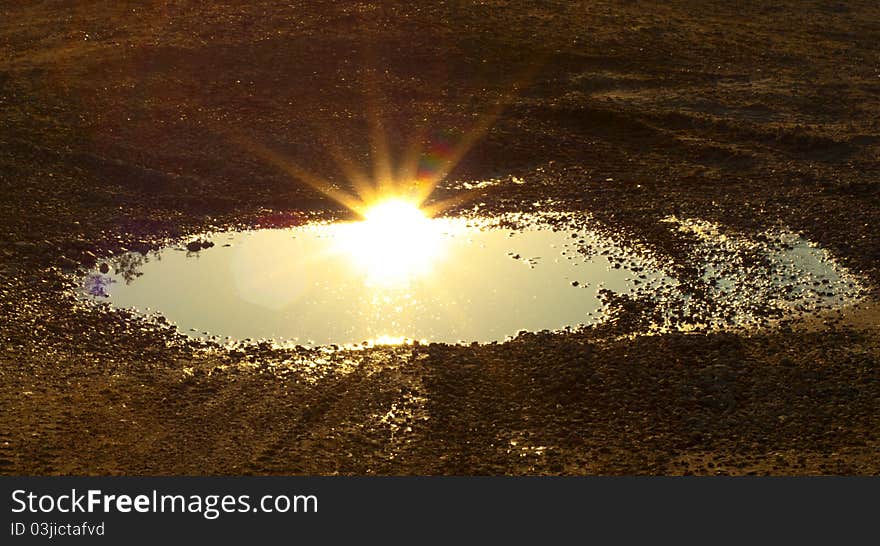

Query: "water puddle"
left=82, top=213, right=664, bottom=346
left=80, top=212, right=864, bottom=347
left=658, top=216, right=862, bottom=329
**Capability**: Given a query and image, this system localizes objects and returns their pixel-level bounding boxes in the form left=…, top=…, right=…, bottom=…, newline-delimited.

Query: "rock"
left=186, top=239, right=214, bottom=252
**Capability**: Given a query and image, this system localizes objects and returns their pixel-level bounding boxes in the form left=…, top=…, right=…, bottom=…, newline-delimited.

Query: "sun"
left=362, top=197, right=429, bottom=227
left=330, top=197, right=459, bottom=286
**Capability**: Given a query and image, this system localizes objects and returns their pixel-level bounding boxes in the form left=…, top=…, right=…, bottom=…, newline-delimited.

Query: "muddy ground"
left=1, top=1, right=879, bottom=475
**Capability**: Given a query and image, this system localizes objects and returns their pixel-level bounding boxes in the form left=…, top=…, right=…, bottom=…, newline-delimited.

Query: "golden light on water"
left=331, top=197, right=461, bottom=287
left=362, top=197, right=428, bottom=225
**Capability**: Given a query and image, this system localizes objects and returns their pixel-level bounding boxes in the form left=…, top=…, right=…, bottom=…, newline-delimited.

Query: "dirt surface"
left=1, top=1, right=879, bottom=475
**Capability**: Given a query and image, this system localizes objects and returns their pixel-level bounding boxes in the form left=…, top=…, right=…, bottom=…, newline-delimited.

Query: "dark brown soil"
left=1, top=1, right=878, bottom=475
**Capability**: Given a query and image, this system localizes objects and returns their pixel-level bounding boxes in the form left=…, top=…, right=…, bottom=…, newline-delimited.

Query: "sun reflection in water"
left=331, top=197, right=463, bottom=287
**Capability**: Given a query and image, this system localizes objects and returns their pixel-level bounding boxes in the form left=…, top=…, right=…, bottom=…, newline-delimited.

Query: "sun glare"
left=363, top=198, right=429, bottom=226
left=332, top=197, right=458, bottom=286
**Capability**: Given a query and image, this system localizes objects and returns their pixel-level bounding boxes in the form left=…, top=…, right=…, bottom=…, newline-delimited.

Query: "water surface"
left=83, top=216, right=655, bottom=345
left=81, top=213, right=864, bottom=346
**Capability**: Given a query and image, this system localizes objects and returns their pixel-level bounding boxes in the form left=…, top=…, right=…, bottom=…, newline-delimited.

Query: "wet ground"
left=1, top=1, right=879, bottom=475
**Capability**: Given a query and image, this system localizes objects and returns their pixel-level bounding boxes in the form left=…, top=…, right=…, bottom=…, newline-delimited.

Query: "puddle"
left=81, top=213, right=663, bottom=346
left=80, top=212, right=865, bottom=347
left=657, top=216, right=864, bottom=329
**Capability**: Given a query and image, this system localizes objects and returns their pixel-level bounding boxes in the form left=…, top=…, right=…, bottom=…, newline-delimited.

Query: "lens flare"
left=219, top=59, right=545, bottom=292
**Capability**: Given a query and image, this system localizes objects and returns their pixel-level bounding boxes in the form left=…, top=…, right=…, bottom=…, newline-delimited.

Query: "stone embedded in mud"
left=185, top=239, right=215, bottom=252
